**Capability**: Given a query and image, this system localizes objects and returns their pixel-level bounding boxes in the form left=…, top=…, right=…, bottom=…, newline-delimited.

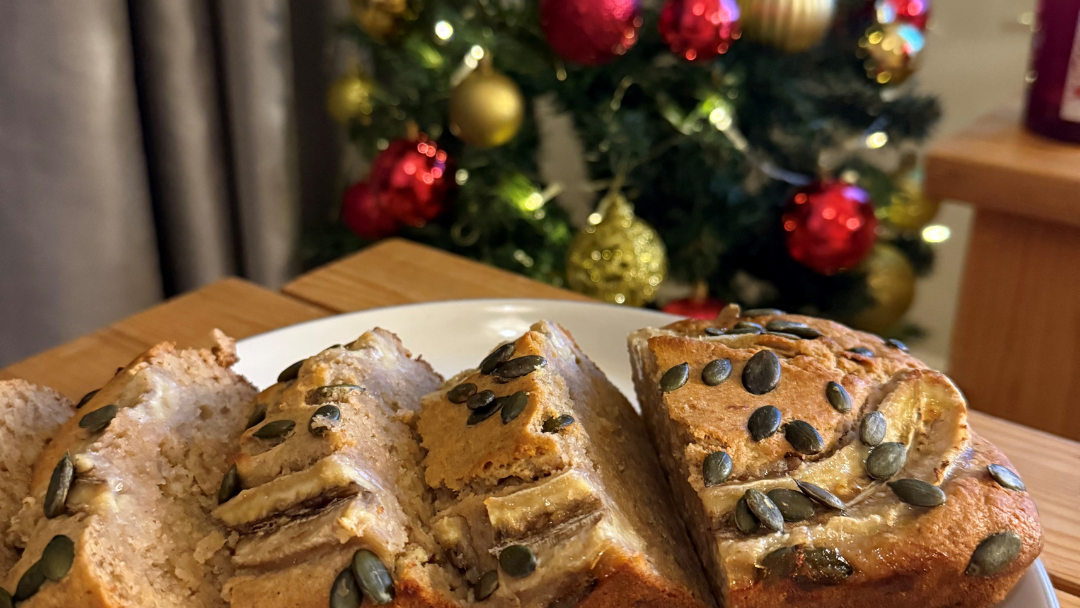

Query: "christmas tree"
left=313, top=0, right=941, bottom=336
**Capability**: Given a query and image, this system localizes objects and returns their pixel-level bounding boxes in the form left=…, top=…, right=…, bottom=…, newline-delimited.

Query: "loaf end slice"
left=628, top=305, right=1043, bottom=608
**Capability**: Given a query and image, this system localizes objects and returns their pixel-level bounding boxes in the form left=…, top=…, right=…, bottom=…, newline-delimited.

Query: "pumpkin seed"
left=218, top=464, right=241, bottom=505
left=245, top=404, right=267, bottom=430
left=480, top=344, right=515, bottom=374
left=761, top=546, right=797, bottom=582
left=886, top=338, right=909, bottom=352
left=795, top=480, right=846, bottom=510
left=742, top=350, right=781, bottom=395
left=75, top=389, right=99, bottom=409
left=765, top=320, right=822, bottom=339
left=542, top=414, right=575, bottom=433
left=744, top=489, right=784, bottom=532
left=702, top=451, right=732, bottom=487
left=309, top=405, right=341, bottom=436
left=734, top=321, right=763, bottom=331
left=306, top=384, right=364, bottom=404
left=493, top=355, right=547, bottom=380
left=447, top=383, right=477, bottom=404
left=352, top=549, right=394, bottom=605
left=500, top=391, right=529, bottom=425
left=888, top=479, right=946, bottom=507
left=966, top=531, right=1022, bottom=577
left=0, top=588, right=11, bottom=608
left=499, top=545, right=537, bottom=578
left=825, top=381, right=852, bottom=413
left=467, top=399, right=504, bottom=426
left=659, top=363, right=690, bottom=392
left=40, top=535, right=74, bottom=582
left=734, top=496, right=759, bottom=533
left=865, top=442, right=907, bottom=480
left=330, top=568, right=362, bottom=608
left=742, top=308, right=784, bottom=317
left=704, top=327, right=725, bottom=336
left=277, top=360, right=304, bottom=382
left=767, top=489, right=816, bottom=522
left=728, top=326, right=764, bottom=335
left=800, top=548, right=853, bottom=584
left=702, top=359, right=732, bottom=386
left=253, top=419, right=296, bottom=440
left=848, top=346, right=874, bottom=357
left=784, top=420, right=824, bottom=455
left=748, top=406, right=782, bottom=441
left=13, top=562, right=45, bottom=601
left=467, top=390, right=496, bottom=411
left=859, top=411, right=887, bottom=446
left=764, top=331, right=802, bottom=340
left=988, top=464, right=1026, bottom=492
left=476, top=570, right=499, bottom=601
left=44, top=453, right=74, bottom=519
left=78, top=404, right=118, bottom=434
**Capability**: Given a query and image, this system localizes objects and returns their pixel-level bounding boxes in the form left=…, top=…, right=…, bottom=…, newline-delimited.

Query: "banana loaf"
left=0, top=382, right=75, bottom=576
left=214, top=328, right=464, bottom=608
left=3, top=331, right=257, bottom=608
left=419, top=320, right=715, bottom=608
left=628, top=305, right=1043, bottom=608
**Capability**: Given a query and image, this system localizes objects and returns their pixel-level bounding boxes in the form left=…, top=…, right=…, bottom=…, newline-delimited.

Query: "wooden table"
left=925, top=108, right=1080, bottom=442
left=4, top=238, right=1079, bottom=606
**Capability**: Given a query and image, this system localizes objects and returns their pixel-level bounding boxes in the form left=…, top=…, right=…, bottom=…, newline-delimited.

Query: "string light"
left=865, top=131, right=889, bottom=148
left=434, top=21, right=454, bottom=40
left=922, top=224, right=951, bottom=243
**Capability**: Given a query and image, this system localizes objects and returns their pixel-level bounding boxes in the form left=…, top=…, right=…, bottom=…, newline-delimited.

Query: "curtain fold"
left=0, top=0, right=162, bottom=365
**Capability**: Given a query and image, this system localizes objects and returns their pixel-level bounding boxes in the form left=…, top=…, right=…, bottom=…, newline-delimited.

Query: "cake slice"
left=628, top=305, right=1044, bottom=608
left=0, top=381, right=75, bottom=575
left=214, top=328, right=464, bottom=608
left=3, top=331, right=257, bottom=608
left=418, top=320, right=715, bottom=608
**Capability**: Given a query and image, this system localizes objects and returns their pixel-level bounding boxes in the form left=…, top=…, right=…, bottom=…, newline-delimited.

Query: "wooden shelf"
left=925, top=108, right=1080, bottom=228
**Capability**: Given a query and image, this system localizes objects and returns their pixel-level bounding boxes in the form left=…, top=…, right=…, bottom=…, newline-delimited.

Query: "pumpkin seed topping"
left=500, top=391, right=529, bottom=425
left=825, top=381, right=852, bottom=413
left=76, top=389, right=99, bottom=409
left=702, top=451, right=732, bottom=487
left=888, top=479, right=946, bottom=507
left=765, top=320, right=822, bottom=339
left=476, top=570, right=499, bottom=600
left=966, top=532, right=1022, bottom=577
left=865, top=442, right=907, bottom=480
left=253, top=419, right=296, bottom=440
left=447, top=383, right=477, bottom=404
left=784, top=420, right=824, bottom=454
left=329, top=568, right=362, bottom=608
left=742, top=308, right=785, bottom=317
left=218, top=464, right=241, bottom=505
left=742, top=350, right=781, bottom=395
left=748, top=406, right=782, bottom=441
left=499, top=545, right=537, bottom=578
left=988, top=464, right=1026, bottom=492
left=659, top=362, right=690, bottom=392
left=466, top=390, right=496, bottom=411
left=848, top=346, right=874, bottom=357
left=744, top=489, right=784, bottom=532
left=767, top=488, right=816, bottom=522
left=44, top=454, right=74, bottom=519
left=13, top=562, right=45, bottom=601
left=734, top=496, right=759, bottom=533
left=78, top=404, right=118, bottom=434
left=702, top=359, right=733, bottom=386
left=245, top=404, right=267, bottom=430
left=309, top=405, right=341, bottom=436
left=859, top=411, right=887, bottom=446
left=480, top=343, right=515, bottom=374
left=40, top=535, right=75, bottom=582
left=277, top=360, right=304, bottom=383
left=492, top=355, right=546, bottom=380
left=795, top=480, right=846, bottom=510
left=542, top=414, right=575, bottom=433
left=351, top=549, right=395, bottom=605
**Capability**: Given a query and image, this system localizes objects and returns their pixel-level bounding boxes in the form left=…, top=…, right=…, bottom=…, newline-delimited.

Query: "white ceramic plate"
left=234, top=298, right=1058, bottom=608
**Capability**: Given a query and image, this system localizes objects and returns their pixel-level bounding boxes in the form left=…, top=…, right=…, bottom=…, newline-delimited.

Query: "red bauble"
left=540, top=0, right=642, bottom=66
left=659, top=0, right=741, bottom=62
left=876, top=0, right=930, bottom=29
left=662, top=296, right=727, bottom=319
left=341, top=181, right=398, bottom=240
left=369, top=137, right=453, bottom=228
left=782, top=181, right=878, bottom=275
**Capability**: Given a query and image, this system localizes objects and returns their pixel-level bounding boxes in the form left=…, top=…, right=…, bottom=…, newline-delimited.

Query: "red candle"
left=1024, top=0, right=1080, bottom=143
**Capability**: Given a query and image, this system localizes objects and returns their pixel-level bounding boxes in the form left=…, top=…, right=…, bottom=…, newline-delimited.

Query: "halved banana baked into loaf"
left=628, top=305, right=1043, bottom=608
left=214, top=328, right=464, bottom=608
left=0, top=381, right=75, bottom=576
left=3, top=331, right=256, bottom=608
left=419, top=320, right=715, bottom=608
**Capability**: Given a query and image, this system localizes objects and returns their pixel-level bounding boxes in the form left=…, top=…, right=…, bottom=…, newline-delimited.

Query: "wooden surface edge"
left=1058, top=588, right=1080, bottom=608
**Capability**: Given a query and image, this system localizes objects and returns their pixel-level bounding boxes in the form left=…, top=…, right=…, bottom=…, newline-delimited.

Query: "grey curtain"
left=0, top=0, right=340, bottom=366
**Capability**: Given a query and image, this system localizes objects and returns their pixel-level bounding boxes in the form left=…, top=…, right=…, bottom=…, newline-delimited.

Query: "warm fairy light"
left=922, top=224, right=951, bottom=243
left=709, top=106, right=733, bottom=130
left=434, top=21, right=454, bottom=40
left=455, top=169, right=469, bottom=185
left=588, top=212, right=603, bottom=225
left=470, top=46, right=485, bottom=60
left=866, top=131, right=889, bottom=148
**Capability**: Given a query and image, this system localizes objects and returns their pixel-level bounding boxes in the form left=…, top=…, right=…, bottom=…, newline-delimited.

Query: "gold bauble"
left=737, top=0, right=836, bottom=53
left=349, top=0, right=409, bottom=41
left=859, top=21, right=925, bottom=85
left=327, top=73, right=374, bottom=125
left=883, top=176, right=940, bottom=231
left=567, top=193, right=667, bottom=306
left=852, top=243, right=917, bottom=334
left=449, top=60, right=525, bottom=148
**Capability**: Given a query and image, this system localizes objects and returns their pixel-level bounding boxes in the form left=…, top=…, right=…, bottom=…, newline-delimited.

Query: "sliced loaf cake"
left=3, top=331, right=256, bottom=608
left=418, top=321, right=715, bottom=608
left=0, top=381, right=75, bottom=576
left=214, top=329, right=464, bottom=608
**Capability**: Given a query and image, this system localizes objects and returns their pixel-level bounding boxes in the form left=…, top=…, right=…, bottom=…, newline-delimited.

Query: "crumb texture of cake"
left=628, top=304, right=1044, bottom=608
left=0, top=381, right=75, bottom=574
left=215, top=328, right=465, bottom=608
left=2, top=330, right=257, bottom=608
left=419, top=320, right=715, bottom=608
